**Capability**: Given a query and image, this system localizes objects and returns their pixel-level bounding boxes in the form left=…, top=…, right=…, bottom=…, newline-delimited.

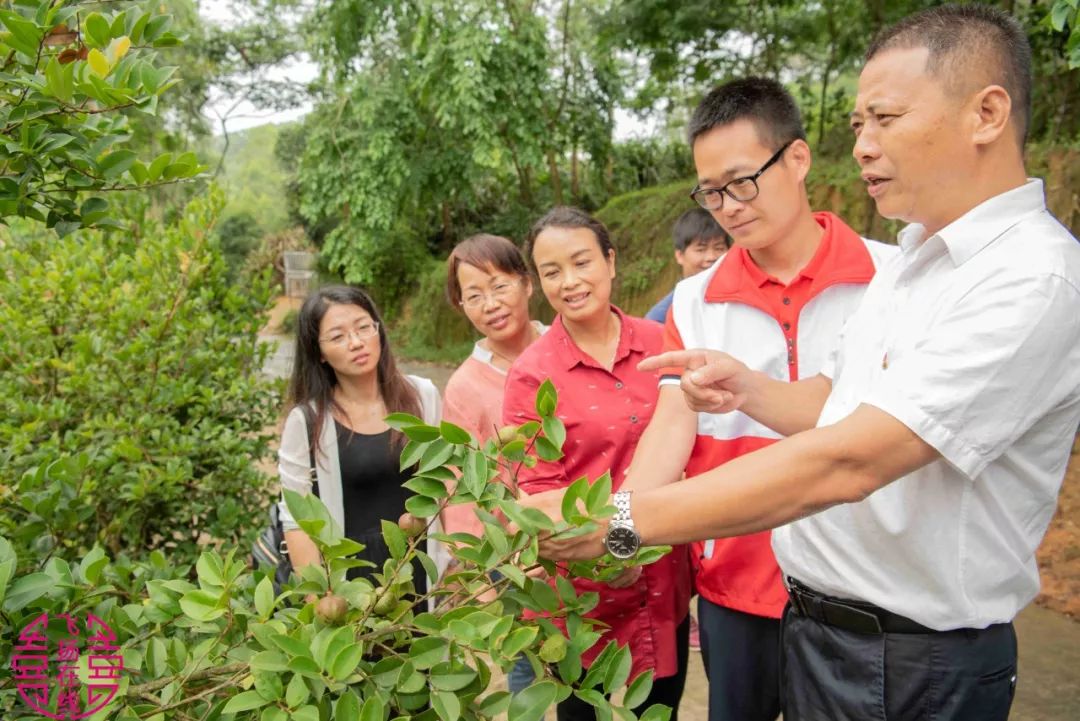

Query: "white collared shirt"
left=773, top=179, right=1080, bottom=630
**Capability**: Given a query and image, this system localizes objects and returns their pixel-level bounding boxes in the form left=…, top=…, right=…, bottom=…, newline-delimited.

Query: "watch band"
left=612, top=490, right=633, bottom=525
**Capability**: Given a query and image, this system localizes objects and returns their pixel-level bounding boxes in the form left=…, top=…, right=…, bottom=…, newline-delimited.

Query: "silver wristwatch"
left=603, top=490, right=642, bottom=559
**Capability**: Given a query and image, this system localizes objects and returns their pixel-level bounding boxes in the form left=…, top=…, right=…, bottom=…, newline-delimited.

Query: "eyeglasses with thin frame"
left=460, top=277, right=522, bottom=310
left=319, top=322, right=379, bottom=347
left=689, top=140, right=795, bottom=211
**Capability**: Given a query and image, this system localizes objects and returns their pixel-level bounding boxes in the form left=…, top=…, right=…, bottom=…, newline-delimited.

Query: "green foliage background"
left=0, top=191, right=279, bottom=560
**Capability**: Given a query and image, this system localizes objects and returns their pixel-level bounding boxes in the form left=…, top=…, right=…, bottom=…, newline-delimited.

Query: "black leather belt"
left=786, top=577, right=935, bottom=635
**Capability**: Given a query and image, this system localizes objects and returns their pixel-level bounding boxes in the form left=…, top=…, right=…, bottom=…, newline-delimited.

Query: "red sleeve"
left=659, top=304, right=686, bottom=378
left=502, top=364, right=570, bottom=494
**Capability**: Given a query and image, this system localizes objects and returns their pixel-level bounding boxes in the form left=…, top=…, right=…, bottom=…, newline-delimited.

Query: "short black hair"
left=687, top=77, right=806, bottom=150
left=866, top=3, right=1032, bottom=145
left=672, top=208, right=730, bottom=252
left=525, top=206, right=615, bottom=260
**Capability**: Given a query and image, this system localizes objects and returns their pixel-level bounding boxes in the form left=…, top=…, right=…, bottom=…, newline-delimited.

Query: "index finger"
left=637, top=349, right=706, bottom=373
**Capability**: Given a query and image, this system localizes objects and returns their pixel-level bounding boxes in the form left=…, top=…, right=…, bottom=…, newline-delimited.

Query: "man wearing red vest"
left=621, top=78, right=896, bottom=721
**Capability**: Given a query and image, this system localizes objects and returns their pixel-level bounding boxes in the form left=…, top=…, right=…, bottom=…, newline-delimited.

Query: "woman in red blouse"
left=503, top=207, right=691, bottom=720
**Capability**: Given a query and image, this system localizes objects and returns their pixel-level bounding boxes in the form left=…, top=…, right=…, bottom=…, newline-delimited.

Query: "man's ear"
left=787, top=138, right=813, bottom=184
left=970, top=84, right=1012, bottom=147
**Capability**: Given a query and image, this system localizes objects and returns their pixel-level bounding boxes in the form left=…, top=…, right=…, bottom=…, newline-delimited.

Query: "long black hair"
left=286, top=285, right=420, bottom=451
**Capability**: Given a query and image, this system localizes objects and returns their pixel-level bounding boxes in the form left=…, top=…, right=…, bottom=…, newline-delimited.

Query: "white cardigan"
left=277, top=375, right=449, bottom=575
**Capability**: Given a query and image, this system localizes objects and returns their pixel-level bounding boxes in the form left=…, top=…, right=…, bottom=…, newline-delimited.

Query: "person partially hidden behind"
left=645, top=208, right=731, bottom=323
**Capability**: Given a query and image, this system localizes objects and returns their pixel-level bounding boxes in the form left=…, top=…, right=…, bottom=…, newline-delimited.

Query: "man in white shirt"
left=524, top=5, right=1080, bottom=720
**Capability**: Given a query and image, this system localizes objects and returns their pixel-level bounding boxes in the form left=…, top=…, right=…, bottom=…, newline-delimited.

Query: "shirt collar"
left=471, top=321, right=549, bottom=373
left=898, top=179, right=1047, bottom=266
left=705, top=211, right=876, bottom=302
left=550, top=305, right=643, bottom=371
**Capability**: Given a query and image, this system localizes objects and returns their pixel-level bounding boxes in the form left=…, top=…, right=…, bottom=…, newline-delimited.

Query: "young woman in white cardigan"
left=277, top=285, right=444, bottom=593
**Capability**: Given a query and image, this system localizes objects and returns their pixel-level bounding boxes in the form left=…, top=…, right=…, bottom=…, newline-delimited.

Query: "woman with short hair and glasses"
left=442, top=233, right=547, bottom=449
left=441, top=234, right=547, bottom=694
left=277, top=285, right=445, bottom=594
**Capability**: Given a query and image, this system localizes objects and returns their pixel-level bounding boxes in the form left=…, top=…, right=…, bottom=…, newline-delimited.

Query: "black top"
left=336, top=421, right=425, bottom=592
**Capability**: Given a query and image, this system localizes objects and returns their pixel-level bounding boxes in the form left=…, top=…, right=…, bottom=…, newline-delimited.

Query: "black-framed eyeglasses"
left=689, top=140, right=795, bottom=211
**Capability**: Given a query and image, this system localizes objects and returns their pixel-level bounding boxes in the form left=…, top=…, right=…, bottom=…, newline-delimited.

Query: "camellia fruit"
left=398, top=512, right=425, bottom=537
left=495, top=424, right=526, bottom=447
left=314, top=593, right=348, bottom=625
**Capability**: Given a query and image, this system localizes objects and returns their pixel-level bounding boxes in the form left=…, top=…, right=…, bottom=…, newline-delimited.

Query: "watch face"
left=605, top=525, right=640, bottom=559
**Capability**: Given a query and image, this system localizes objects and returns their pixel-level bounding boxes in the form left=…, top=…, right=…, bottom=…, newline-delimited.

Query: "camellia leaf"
left=561, top=476, right=590, bottom=524
left=87, top=48, right=110, bottom=77
left=3, top=573, right=53, bottom=611
left=329, top=643, right=364, bottom=680
left=432, top=690, right=461, bottom=721
left=535, top=379, right=558, bottom=417
left=508, top=681, right=558, bottom=721
left=78, top=544, right=108, bottom=585
left=381, top=519, right=407, bottom=559
left=418, top=438, right=455, bottom=472
left=439, top=420, right=472, bottom=445
left=404, top=494, right=440, bottom=518
left=291, top=705, right=320, bottom=721
left=262, top=707, right=287, bottom=721
left=178, top=589, right=225, bottom=622
left=360, top=696, right=385, bottom=721
left=430, top=661, right=478, bottom=692
left=109, top=35, right=131, bottom=63
left=84, top=12, right=110, bottom=48
left=500, top=626, right=538, bottom=658
left=221, top=690, right=270, bottom=714
left=534, top=436, right=563, bottom=462
left=408, top=636, right=449, bottom=669
left=586, top=472, right=612, bottom=516
left=334, top=690, right=361, bottom=720
left=403, top=423, right=442, bottom=442
left=385, top=411, right=424, bottom=428
left=623, top=670, right=655, bottom=710
left=97, top=149, right=136, bottom=180
left=254, top=576, right=274, bottom=620
left=285, top=672, right=309, bottom=708
left=195, top=551, right=225, bottom=588
left=603, top=645, right=632, bottom=694
left=637, top=705, right=673, bottom=721
left=539, top=634, right=568, bottom=663
left=542, top=415, right=566, bottom=450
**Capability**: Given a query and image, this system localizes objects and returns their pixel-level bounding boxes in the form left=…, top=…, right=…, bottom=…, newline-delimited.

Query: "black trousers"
left=556, top=615, right=691, bottom=721
left=781, top=606, right=1018, bottom=721
left=698, top=598, right=781, bottom=721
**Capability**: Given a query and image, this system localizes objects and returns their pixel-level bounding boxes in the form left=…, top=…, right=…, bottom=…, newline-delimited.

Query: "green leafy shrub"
left=0, top=383, right=674, bottom=721
left=0, top=1, right=205, bottom=233
left=0, top=191, right=279, bottom=562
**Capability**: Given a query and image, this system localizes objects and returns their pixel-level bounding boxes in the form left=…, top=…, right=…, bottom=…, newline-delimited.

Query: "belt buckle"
left=786, top=578, right=809, bottom=617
